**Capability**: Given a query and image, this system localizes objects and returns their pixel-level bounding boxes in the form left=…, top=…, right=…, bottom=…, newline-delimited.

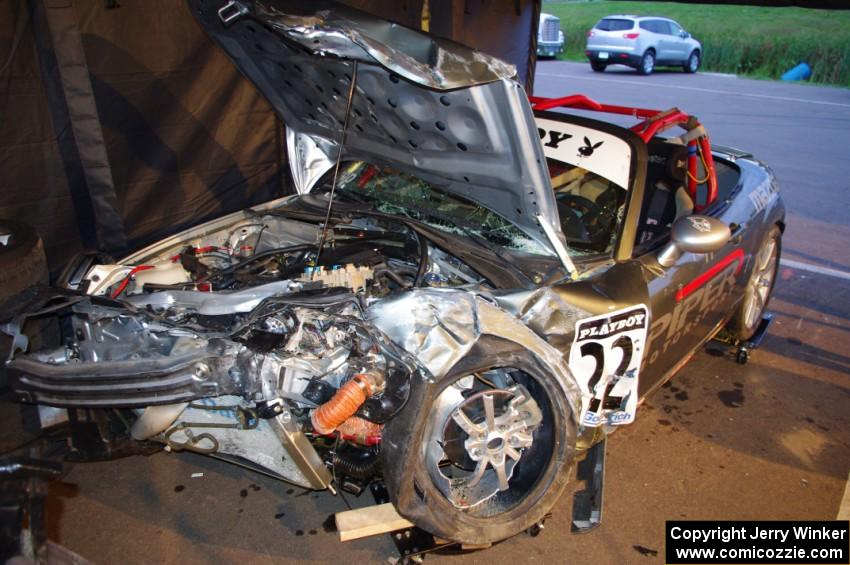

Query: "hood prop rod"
left=315, top=60, right=359, bottom=269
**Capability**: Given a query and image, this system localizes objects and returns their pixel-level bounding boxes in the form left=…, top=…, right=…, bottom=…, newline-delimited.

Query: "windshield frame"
left=533, top=111, right=648, bottom=262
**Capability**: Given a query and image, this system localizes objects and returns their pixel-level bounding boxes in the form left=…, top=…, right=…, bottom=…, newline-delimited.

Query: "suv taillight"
left=623, top=32, right=640, bottom=39
left=587, top=30, right=595, bottom=37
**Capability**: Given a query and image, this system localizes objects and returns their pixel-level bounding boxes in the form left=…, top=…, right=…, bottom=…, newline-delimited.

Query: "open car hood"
left=189, top=0, right=561, bottom=255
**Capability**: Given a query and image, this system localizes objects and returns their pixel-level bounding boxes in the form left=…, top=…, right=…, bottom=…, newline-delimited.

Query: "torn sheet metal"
left=367, top=289, right=479, bottom=380
left=367, top=288, right=582, bottom=423
left=493, top=287, right=590, bottom=352
left=240, top=0, right=517, bottom=90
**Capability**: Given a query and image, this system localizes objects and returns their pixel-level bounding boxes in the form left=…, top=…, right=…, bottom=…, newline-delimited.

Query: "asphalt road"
left=46, top=63, right=850, bottom=565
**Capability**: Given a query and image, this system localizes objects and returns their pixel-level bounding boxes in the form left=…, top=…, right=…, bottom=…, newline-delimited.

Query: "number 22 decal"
left=568, top=305, right=649, bottom=427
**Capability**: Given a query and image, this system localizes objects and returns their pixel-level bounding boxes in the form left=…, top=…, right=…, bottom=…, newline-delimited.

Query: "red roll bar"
left=529, top=94, right=718, bottom=210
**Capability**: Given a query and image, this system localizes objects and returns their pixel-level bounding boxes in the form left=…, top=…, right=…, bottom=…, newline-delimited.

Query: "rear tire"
left=590, top=61, right=607, bottom=73
left=382, top=350, right=576, bottom=545
left=638, top=49, right=655, bottom=75
left=683, top=50, right=700, bottom=73
left=728, top=225, right=781, bottom=341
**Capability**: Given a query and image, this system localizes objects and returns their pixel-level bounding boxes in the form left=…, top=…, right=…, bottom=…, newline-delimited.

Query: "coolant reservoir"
left=84, top=262, right=192, bottom=296
left=130, top=263, right=192, bottom=291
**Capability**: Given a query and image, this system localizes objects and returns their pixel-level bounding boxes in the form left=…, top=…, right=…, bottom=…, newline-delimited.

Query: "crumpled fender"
left=366, top=288, right=582, bottom=425
left=370, top=288, right=582, bottom=543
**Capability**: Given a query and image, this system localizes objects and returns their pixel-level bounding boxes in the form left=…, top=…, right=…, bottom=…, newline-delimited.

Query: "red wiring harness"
left=110, top=265, right=154, bottom=298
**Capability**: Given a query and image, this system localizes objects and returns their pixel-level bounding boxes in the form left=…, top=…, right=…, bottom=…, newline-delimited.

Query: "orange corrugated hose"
left=311, top=374, right=372, bottom=435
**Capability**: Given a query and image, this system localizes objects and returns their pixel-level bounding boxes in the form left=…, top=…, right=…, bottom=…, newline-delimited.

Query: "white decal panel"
left=568, top=305, right=649, bottom=427
left=534, top=117, right=633, bottom=190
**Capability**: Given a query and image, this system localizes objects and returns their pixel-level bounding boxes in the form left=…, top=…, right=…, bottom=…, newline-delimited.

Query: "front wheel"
left=684, top=50, right=700, bottom=73
left=590, top=61, right=607, bottom=73
left=638, top=50, right=655, bottom=75
left=728, top=225, right=781, bottom=341
left=382, top=353, right=576, bottom=544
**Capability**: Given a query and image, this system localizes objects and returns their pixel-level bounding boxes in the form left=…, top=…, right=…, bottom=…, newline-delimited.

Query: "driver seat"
left=639, top=144, right=692, bottom=245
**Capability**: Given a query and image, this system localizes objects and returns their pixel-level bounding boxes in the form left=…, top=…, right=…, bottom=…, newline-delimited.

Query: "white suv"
left=585, top=15, right=702, bottom=75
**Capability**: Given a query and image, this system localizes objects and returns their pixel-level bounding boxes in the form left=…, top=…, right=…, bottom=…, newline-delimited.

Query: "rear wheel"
left=590, top=61, right=607, bottom=73
left=684, top=50, right=700, bottom=73
left=638, top=49, right=655, bottom=75
left=382, top=353, right=576, bottom=544
left=728, top=225, right=781, bottom=341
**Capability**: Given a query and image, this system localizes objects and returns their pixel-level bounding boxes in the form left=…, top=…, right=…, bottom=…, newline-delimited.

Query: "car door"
left=636, top=238, right=744, bottom=395
left=666, top=20, right=691, bottom=62
left=534, top=110, right=655, bottom=428
left=653, top=20, right=680, bottom=63
left=632, top=146, right=745, bottom=395
left=639, top=20, right=664, bottom=59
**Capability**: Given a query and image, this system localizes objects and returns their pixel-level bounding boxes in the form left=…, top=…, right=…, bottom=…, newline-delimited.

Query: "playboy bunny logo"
left=578, top=136, right=604, bottom=158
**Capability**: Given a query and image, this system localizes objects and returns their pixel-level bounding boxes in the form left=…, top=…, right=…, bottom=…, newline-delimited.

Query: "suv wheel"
left=638, top=50, right=655, bottom=75
left=590, top=61, right=606, bottom=73
left=684, top=51, right=700, bottom=74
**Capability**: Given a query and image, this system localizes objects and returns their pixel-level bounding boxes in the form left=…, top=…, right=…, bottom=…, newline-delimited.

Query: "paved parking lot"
left=48, top=62, right=850, bottom=564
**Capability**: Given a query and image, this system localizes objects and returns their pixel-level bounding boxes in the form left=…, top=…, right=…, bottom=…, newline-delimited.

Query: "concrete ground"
left=45, top=62, right=850, bottom=564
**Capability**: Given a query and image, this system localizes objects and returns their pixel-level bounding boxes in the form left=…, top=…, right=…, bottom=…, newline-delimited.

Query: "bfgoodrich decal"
left=569, top=305, right=649, bottom=427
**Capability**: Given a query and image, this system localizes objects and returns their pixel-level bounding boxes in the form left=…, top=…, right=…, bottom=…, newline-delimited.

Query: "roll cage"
left=529, top=94, right=718, bottom=211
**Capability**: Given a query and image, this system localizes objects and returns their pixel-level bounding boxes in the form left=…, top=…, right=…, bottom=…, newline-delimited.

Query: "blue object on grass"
left=781, top=62, right=811, bottom=81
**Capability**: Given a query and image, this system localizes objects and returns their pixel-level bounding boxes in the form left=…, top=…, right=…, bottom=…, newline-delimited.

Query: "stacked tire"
left=0, top=220, right=49, bottom=319
left=0, top=220, right=49, bottom=390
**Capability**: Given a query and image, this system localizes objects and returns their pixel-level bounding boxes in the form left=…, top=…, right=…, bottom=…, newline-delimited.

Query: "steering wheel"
left=556, top=194, right=606, bottom=244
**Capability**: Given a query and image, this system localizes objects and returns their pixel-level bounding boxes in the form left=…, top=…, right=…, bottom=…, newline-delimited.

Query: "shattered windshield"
left=330, top=162, right=549, bottom=254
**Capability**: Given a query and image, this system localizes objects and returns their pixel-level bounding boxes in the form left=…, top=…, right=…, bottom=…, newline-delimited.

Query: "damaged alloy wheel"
left=427, top=380, right=543, bottom=509
left=383, top=353, right=576, bottom=545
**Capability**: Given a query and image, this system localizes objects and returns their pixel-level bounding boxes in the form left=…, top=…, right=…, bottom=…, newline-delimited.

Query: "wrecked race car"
left=1, top=0, right=784, bottom=549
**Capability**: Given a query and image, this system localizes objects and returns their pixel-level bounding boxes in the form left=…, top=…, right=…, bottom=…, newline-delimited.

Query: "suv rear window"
left=595, top=18, right=634, bottom=32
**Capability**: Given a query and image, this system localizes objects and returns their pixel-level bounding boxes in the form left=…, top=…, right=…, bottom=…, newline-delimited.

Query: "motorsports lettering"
left=647, top=250, right=744, bottom=365
left=569, top=305, right=649, bottom=427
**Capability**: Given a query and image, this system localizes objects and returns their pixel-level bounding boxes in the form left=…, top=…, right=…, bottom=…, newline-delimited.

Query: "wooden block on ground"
left=335, top=503, right=414, bottom=542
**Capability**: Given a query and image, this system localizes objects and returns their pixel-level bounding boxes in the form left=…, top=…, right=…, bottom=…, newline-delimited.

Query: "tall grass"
left=543, top=1, right=850, bottom=86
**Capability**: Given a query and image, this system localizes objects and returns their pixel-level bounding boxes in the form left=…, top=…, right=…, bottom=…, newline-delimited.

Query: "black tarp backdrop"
left=0, top=0, right=541, bottom=272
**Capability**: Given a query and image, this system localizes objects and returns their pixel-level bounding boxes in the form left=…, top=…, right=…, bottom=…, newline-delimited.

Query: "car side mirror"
left=680, top=31, right=690, bottom=39
left=657, top=215, right=731, bottom=267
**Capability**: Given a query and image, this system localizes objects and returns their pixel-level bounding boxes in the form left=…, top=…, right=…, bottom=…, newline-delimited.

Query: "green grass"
left=543, top=1, right=850, bottom=86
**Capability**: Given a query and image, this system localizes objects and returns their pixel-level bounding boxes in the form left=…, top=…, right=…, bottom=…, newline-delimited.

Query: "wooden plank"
left=335, top=503, right=414, bottom=542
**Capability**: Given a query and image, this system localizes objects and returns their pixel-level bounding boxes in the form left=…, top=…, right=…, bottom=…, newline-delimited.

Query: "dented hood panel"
left=188, top=0, right=561, bottom=253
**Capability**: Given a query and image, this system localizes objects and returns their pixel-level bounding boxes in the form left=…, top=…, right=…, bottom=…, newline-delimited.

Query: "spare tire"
left=0, top=220, right=49, bottom=321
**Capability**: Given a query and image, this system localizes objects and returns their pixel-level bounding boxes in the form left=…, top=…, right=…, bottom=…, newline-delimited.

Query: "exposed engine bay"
left=6, top=193, right=497, bottom=492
